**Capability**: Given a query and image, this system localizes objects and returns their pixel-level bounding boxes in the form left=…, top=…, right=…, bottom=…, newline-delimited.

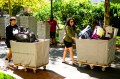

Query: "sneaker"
left=8, top=60, right=13, bottom=66
left=5, top=58, right=8, bottom=60
left=4, top=59, right=9, bottom=67
left=8, top=59, right=12, bottom=63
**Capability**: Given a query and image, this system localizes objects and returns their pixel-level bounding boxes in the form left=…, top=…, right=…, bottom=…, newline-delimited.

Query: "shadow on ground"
left=49, top=47, right=120, bottom=79
left=0, top=41, right=120, bottom=79
left=12, top=69, right=65, bottom=79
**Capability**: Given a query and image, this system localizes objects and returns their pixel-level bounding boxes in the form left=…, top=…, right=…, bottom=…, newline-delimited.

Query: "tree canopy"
left=0, top=0, right=120, bottom=31
left=0, top=0, right=49, bottom=16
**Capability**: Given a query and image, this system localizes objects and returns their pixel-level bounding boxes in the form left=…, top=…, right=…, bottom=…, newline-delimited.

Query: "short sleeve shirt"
left=48, top=20, right=57, bottom=32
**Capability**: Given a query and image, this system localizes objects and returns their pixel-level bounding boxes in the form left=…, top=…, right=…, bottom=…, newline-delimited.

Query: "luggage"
left=15, top=26, right=37, bottom=42
left=78, top=25, right=92, bottom=39
left=91, top=25, right=104, bottom=39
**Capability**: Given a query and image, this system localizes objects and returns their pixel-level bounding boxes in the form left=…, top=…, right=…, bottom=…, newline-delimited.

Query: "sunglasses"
left=70, top=21, right=74, bottom=23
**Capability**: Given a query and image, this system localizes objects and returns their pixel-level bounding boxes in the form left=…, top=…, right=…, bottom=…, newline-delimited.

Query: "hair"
left=10, top=17, right=16, bottom=21
left=65, top=17, right=76, bottom=30
left=9, top=17, right=16, bottom=25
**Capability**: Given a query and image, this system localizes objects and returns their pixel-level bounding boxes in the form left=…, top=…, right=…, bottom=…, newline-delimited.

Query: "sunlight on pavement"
left=0, top=45, right=97, bottom=79
left=0, top=59, right=23, bottom=79
left=0, top=42, right=120, bottom=79
left=47, top=57, right=98, bottom=79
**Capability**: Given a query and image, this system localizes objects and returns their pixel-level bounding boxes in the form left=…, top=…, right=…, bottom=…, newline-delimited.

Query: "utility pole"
left=104, top=0, right=110, bottom=27
left=8, top=0, right=12, bottom=16
left=51, top=0, right=53, bottom=18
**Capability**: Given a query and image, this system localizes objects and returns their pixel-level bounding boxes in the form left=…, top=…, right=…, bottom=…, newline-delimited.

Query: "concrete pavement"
left=0, top=41, right=120, bottom=79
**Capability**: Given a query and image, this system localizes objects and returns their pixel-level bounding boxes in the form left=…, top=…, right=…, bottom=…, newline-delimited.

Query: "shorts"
left=64, top=40, right=73, bottom=48
left=5, top=40, right=11, bottom=48
left=50, top=32, right=56, bottom=39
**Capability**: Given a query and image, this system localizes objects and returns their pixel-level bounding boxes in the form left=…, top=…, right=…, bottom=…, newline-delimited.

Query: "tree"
left=0, top=0, right=49, bottom=16
left=8, top=0, right=12, bottom=16
left=112, top=0, right=120, bottom=3
left=104, top=0, right=110, bottom=27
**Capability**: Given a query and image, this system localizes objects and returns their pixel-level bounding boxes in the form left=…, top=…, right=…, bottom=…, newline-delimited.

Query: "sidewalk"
left=0, top=41, right=120, bottom=79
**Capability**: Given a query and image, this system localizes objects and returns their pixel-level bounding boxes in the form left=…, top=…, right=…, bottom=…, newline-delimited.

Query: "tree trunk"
left=8, top=0, right=12, bottom=16
left=104, top=0, right=110, bottom=27
left=0, top=9, right=4, bottom=17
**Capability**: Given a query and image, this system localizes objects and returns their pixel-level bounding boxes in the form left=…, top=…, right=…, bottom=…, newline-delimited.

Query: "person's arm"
left=57, top=24, right=59, bottom=29
left=6, top=27, right=11, bottom=40
left=75, top=29, right=80, bottom=35
left=55, top=20, right=60, bottom=30
left=66, top=26, right=75, bottom=40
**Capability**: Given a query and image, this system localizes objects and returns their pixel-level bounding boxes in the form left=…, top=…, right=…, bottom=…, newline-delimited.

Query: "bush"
left=34, top=0, right=120, bottom=32
left=0, top=72, right=15, bottom=79
left=33, top=5, right=50, bottom=21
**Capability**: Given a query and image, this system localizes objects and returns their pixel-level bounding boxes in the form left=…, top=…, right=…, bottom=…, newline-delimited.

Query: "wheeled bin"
left=10, top=39, right=50, bottom=73
left=76, top=38, right=116, bottom=71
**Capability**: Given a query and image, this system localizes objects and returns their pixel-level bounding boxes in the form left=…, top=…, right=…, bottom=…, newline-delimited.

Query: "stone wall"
left=17, top=16, right=37, bottom=36
left=0, top=17, right=7, bottom=38
left=16, top=17, right=20, bottom=26
left=59, top=30, right=65, bottom=43
left=0, top=16, right=51, bottom=39
left=37, top=21, right=50, bottom=39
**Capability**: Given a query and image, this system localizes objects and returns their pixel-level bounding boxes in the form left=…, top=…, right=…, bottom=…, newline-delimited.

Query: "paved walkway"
left=0, top=41, right=120, bottom=79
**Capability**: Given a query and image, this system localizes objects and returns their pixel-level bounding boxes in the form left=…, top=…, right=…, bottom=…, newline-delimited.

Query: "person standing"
left=62, top=17, right=78, bottom=65
left=5, top=17, right=18, bottom=62
left=48, top=16, right=59, bottom=45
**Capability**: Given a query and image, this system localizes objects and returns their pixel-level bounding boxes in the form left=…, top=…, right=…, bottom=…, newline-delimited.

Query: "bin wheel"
left=102, top=67, right=106, bottom=71
left=24, top=68, right=27, bottom=72
left=16, top=66, right=18, bottom=69
left=33, top=70, right=36, bottom=73
left=90, top=65, right=94, bottom=69
left=78, top=63, right=82, bottom=67
left=43, top=66, right=46, bottom=70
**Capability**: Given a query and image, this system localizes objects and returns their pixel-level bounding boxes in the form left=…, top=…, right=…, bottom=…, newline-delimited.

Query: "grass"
left=0, top=72, right=15, bottom=79
left=116, top=36, right=120, bottom=45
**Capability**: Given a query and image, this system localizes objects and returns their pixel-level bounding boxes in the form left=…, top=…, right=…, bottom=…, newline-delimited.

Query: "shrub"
left=34, top=1, right=120, bottom=32
left=0, top=72, right=15, bottom=79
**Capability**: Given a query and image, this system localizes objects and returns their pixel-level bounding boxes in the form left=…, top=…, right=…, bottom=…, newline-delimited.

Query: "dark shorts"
left=50, top=32, right=56, bottom=39
left=5, top=40, right=11, bottom=48
left=64, top=40, right=73, bottom=48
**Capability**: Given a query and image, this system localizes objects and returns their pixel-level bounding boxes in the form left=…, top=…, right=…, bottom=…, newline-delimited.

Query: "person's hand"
left=72, top=37, right=77, bottom=40
left=57, top=28, right=61, bottom=30
left=74, top=38, right=77, bottom=41
left=72, top=37, right=77, bottom=43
